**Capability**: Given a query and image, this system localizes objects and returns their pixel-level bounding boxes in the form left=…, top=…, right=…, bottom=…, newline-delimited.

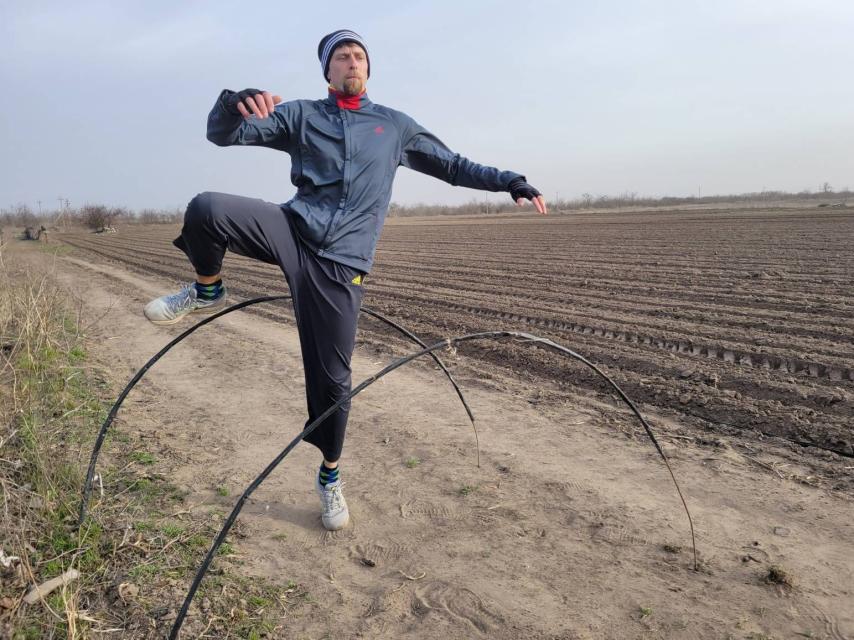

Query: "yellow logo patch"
left=351, top=274, right=363, bottom=285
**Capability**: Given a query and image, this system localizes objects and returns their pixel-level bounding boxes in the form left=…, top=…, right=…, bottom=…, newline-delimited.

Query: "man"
left=144, top=29, right=547, bottom=531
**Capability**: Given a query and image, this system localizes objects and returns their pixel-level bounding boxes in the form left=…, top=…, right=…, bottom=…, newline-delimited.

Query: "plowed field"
left=60, top=206, right=854, bottom=466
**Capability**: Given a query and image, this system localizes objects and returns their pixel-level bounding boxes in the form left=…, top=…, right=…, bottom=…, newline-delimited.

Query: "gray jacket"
left=207, top=89, right=523, bottom=273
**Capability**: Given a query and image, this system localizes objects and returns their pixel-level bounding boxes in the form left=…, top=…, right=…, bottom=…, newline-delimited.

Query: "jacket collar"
left=325, top=87, right=371, bottom=110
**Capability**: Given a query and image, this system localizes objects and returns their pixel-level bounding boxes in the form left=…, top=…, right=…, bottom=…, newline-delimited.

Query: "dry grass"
left=0, top=248, right=90, bottom=637
left=0, top=241, right=304, bottom=638
left=765, top=565, right=795, bottom=589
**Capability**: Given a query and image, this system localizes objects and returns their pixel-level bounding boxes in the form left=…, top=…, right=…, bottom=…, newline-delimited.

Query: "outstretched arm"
left=206, top=89, right=292, bottom=150
left=399, top=117, right=547, bottom=214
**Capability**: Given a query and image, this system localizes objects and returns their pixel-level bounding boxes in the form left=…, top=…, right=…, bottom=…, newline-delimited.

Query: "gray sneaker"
left=315, top=474, right=349, bottom=531
left=143, top=283, right=227, bottom=325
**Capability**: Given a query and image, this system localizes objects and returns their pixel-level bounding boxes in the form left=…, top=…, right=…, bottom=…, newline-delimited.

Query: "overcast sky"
left=2, top=0, right=853, bottom=212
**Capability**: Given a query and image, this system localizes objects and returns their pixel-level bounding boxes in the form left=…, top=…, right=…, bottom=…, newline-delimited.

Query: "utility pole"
left=37, top=200, right=42, bottom=215
left=485, top=192, right=489, bottom=215
left=56, top=197, right=69, bottom=229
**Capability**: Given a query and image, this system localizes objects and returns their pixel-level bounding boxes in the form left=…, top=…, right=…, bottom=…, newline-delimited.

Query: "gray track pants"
left=172, top=191, right=365, bottom=462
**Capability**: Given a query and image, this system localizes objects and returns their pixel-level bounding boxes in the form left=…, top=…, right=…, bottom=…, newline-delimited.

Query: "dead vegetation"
left=765, top=565, right=795, bottom=589
left=0, top=244, right=308, bottom=638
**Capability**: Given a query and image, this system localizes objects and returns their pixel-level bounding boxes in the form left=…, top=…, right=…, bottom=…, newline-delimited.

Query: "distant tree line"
left=388, top=186, right=852, bottom=217
left=0, top=203, right=184, bottom=230
left=2, top=185, right=851, bottom=228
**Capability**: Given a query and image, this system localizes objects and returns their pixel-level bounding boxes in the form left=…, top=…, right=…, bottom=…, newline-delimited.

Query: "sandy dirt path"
left=37, top=246, right=854, bottom=639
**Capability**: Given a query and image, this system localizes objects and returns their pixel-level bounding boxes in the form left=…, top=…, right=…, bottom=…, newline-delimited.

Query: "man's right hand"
left=223, top=89, right=283, bottom=119
left=508, top=177, right=548, bottom=215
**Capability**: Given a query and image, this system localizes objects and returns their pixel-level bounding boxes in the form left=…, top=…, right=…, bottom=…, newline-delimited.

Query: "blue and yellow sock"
left=318, top=463, right=340, bottom=487
left=194, top=280, right=223, bottom=301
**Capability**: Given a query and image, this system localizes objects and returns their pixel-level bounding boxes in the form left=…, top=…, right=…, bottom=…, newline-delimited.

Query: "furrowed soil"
left=38, top=206, right=854, bottom=638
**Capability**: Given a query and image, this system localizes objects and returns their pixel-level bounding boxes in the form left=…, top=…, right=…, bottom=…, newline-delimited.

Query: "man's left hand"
left=509, top=178, right=548, bottom=215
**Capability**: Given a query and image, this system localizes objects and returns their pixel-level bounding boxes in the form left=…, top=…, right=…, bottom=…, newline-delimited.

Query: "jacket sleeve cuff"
left=504, top=173, right=526, bottom=190
left=216, top=89, right=240, bottom=116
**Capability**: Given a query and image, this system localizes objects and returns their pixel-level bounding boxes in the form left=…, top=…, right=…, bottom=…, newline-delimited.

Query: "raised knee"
left=184, top=192, right=216, bottom=226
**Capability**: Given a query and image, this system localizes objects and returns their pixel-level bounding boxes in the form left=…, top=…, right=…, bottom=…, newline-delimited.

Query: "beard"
left=342, top=77, right=365, bottom=95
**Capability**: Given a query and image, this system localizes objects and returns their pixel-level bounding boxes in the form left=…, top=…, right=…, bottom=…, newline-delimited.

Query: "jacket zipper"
left=319, top=109, right=351, bottom=252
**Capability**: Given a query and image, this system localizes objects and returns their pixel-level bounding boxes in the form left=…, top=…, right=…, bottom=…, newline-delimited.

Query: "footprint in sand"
left=589, top=523, right=651, bottom=546
left=399, top=498, right=460, bottom=521
left=542, top=479, right=591, bottom=498
left=283, top=525, right=355, bottom=551
left=799, top=601, right=851, bottom=640
left=411, top=580, right=504, bottom=633
left=349, top=540, right=412, bottom=566
left=319, top=527, right=356, bottom=545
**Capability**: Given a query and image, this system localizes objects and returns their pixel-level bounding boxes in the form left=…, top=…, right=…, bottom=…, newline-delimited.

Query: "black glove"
left=508, top=176, right=542, bottom=203
left=222, top=88, right=264, bottom=115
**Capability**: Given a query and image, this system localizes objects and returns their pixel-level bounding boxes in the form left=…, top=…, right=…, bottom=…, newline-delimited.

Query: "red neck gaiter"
left=328, top=87, right=366, bottom=110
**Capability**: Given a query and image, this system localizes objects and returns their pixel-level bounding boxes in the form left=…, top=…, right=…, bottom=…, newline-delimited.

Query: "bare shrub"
left=78, top=204, right=126, bottom=231
left=138, top=208, right=163, bottom=223
left=137, top=207, right=183, bottom=224
left=0, top=203, right=38, bottom=227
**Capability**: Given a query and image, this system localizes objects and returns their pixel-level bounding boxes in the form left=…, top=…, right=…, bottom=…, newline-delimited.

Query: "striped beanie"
left=318, top=29, right=370, bottom=81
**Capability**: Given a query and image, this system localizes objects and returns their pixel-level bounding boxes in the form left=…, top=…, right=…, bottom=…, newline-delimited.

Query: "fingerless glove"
left=222, top=88, right=264, bottom=115
left=508, top=176, right=542, bottom=202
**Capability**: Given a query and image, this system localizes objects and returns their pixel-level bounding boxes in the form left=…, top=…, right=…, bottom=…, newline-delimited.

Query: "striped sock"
left=318, top=463, right=339, bottom=487
left=194, top=280, right=223, bottom=301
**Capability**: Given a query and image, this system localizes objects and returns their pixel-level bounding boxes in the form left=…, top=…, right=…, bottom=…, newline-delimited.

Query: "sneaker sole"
left=145, top=302, right=226, bottom=326
left=322, top=512, right=349, bottom=531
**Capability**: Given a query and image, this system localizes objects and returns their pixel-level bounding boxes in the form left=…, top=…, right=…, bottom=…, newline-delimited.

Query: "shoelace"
left=321, top=482, right=345, bottom=512
left=164, top=283, right=196, bottom=314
